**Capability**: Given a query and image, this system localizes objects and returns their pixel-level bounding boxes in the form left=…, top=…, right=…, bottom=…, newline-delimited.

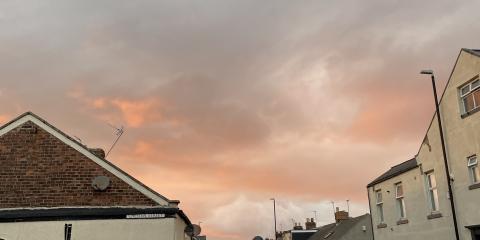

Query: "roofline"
left=0, top=206, right=185, bottom=223
left=462, top=48, right=480, bottom=57
left=368, top=48, right=480, bottom=187
left=416, top=48, right=477, bottom=156
left=0, top=112, right=171, bottom=205
left=367, top=160, right=418, bottom=187
left=368, top=48, right=477, bottom=187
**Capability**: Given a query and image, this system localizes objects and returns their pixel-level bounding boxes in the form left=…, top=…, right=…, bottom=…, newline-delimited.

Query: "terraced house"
left=0, top=112, right=192, bottom=240
left=367, top=48, right=480, bottom=240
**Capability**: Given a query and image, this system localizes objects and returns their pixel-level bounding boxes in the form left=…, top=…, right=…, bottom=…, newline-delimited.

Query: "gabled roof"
left=0, top=112, right=172, bottom=206
left=367, top=158, right=417, bottom=187
left=308, top=214, right=371, bottom=240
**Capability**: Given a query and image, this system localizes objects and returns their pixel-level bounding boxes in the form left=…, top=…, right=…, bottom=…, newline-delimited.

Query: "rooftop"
left=367, top=158, right=418, bottom=187
left=308, top=214, right=371, bottom=240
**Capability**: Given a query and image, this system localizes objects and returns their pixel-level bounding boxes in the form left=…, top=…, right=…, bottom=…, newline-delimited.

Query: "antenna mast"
left=106, top=122, right=124, bottom=158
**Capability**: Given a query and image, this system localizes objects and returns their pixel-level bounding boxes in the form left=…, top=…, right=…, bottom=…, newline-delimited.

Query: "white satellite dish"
left=185, top=224, right=202, bottom=237
left=92, top=176, right=110, bottom=191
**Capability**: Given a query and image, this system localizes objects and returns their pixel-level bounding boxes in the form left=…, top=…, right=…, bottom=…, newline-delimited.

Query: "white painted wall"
left=0, top=218, right=188, bottom=240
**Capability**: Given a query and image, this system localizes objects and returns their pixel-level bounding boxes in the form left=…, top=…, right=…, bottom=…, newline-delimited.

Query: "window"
left=426, top=172, right=439, bottom=212
left=460, top=79, right=480, bottom=114
left=395, top=183, right=406, bottom=219
left=468, top=156, right=480, bottom=184
left=375, top=190, right=384, bottom=223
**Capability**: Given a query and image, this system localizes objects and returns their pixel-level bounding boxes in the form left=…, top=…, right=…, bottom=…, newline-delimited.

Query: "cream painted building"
left=367, top=48, right=480, bottom=240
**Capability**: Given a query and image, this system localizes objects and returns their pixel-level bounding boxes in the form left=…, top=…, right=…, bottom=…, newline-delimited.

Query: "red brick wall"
left=0, top=121, right=158, bottom=208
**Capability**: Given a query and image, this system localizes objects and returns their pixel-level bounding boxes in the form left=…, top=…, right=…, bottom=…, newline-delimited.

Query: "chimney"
left=293, top=223, right=303, bottom=230
left=89, top=148, right=106, bottom=159
left=334, top=208, right=349, bottom=223
left=305, top=218, right=316, bottom=230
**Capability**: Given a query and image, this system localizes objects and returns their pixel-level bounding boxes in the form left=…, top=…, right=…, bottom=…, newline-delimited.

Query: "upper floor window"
left=426, top=172, right=439, bottom=212
left=468, top=156, right=479, bottom=184
left=395, top=183, right=406, bottom=219
left=375, top=190, right=384, bottom=223
left=460, top=78, right=480, bottom=114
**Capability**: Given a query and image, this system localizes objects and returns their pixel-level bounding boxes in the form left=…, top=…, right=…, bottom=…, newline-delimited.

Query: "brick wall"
left=0, top=121, right=158, bottom=208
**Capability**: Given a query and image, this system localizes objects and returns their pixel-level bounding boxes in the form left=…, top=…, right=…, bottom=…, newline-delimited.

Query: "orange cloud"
left=0, top=115, right=9, bottom=124
left=110, top=98, right=159, bottom=127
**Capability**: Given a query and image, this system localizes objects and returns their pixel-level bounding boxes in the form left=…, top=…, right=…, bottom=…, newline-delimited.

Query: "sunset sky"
left=1, top=1, right=480, bottom=239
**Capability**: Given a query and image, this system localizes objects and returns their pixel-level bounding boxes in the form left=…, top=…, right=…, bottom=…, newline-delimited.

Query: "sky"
left=0, top=0, right=480, bottom=239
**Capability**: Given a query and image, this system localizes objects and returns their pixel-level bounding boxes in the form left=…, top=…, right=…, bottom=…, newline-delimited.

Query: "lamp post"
left=346, top=199, right=350, bottom=214
left=270, top=198, right=277, bottom=240
left=420, top=70, right=459, bottom=240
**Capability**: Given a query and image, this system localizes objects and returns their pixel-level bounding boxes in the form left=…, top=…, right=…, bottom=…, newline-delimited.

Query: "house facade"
left=0, top=112, right=192, bottom=240
left=367, top=48, right=480, bottom=240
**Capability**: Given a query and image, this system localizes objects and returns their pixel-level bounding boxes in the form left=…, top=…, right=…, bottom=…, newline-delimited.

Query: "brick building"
left=0, top=112, right=192, bottom=240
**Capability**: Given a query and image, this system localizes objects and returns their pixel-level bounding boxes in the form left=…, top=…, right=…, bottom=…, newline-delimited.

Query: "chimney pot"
left=89, top=148, right=106, bottom=159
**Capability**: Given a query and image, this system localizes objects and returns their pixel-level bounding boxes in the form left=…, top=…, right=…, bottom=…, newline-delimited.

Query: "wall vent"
left=64, top=224, right=72, bottom=240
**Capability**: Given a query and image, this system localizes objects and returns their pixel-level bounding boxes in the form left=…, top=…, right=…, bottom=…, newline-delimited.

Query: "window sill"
left=461, top=107, right=480, bottom=119
left=396, top=219, right=409, bottom=225
left=469, top=182, right=480, bottom=190
left=427, top=212, right=443, bottom=220
left=377, top=223, right=387, bottom=229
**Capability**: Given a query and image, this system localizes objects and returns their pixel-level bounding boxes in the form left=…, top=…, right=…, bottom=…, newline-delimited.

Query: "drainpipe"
left=366, top=187, right=375, bottom=240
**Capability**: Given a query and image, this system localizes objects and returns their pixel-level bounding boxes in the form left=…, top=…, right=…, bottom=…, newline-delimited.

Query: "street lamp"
left=270, top=198, right=277, bottom=240
left=346, top=200, right=350, bottom=214
left=420, top=70, right=459, bottom=240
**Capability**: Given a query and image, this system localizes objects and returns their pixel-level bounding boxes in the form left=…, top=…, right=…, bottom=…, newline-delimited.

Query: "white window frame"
left=468, top=155, right=480, bottom=184
left=395, top=183, right=406, bottom=219
left=460, top=78, right=480, bottom=114
left=426, top=172, right=439, bottom=212
left=375, top=190, right=384, bottom=223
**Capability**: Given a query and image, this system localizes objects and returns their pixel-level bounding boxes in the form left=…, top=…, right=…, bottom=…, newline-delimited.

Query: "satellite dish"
left=253, top=236, right=263, bottom=240
left=92, top=176, right=110, bottom=191
left=185, top=224, right=202, bottom=237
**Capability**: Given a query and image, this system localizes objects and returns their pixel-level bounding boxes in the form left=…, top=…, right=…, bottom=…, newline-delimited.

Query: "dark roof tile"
left=308, top=214, right=371, bottom=240
left=367, top=158, right=418, bottom=187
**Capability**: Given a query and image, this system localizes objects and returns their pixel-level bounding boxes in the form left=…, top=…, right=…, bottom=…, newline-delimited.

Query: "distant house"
left=0, top=112, right=192, bottom=240
left=280, top=218, right=318, bottom=240
left=307, top=211, right=372, bottom=240
left=280, top=209, right=372, bottom=240
left=367, top=48, right=480, bottom=240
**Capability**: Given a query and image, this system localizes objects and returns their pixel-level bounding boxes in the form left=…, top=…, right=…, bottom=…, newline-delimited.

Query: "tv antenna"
left=106, top=122, right=124, bottom=158
left=73, top=135, right=83, bottom=144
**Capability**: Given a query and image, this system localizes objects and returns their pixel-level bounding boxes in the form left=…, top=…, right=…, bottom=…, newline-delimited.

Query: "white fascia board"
left=0, top=114, right=169, bottom=206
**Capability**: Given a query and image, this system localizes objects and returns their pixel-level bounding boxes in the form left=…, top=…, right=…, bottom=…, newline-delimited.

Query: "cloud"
left=1, top=0, right=480, bottom=239
left=0, top=114, right=9, bottom=124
